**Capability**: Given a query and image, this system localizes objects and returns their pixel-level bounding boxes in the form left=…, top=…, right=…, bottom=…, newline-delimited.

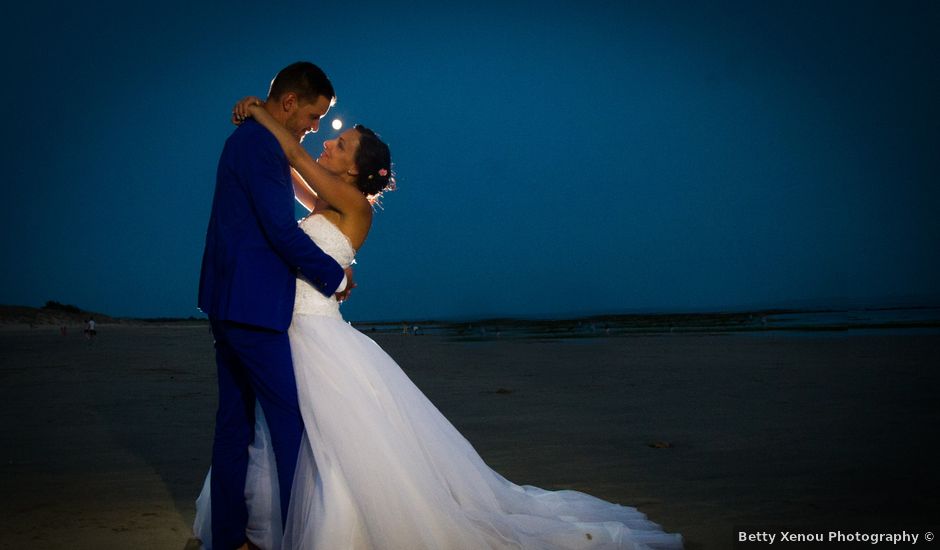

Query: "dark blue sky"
left=3, top=1, right=938, bottom=321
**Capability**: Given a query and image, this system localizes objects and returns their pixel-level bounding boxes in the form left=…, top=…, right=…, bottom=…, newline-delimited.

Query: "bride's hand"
left=232, top=96, right=264, bottom=125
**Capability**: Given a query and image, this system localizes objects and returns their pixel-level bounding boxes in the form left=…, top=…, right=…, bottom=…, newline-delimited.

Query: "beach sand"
left=1, top=324, right=937, bottom=549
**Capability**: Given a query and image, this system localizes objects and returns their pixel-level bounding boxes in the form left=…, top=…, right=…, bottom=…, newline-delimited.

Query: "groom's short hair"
left=268, top=61, right=336, bottom=106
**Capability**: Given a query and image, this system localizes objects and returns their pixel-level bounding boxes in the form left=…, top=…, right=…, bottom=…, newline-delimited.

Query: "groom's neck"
left=264, top=100, right=289, bottom=125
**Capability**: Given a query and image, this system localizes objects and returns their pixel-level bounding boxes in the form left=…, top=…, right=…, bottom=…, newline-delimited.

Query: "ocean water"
left=352, top=307, right=940, bottom=339
left=762, top=307, right=940, bottom=330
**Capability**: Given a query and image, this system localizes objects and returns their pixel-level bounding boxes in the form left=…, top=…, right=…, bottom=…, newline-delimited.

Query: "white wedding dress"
left=194, top=214, right=683, bottom=550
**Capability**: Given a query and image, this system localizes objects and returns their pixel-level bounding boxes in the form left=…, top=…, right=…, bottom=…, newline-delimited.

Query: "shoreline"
left=3, top=304, right=939, bottom=337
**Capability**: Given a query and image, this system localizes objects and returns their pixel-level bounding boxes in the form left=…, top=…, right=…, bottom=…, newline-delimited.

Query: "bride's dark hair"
left=352, top=125, right=395, bottom=202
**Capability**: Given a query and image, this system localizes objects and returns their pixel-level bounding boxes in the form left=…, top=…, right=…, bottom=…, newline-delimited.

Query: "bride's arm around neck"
left=291, top=169, right=318, bottom=213
left=248, top=103, right=371, bottom=219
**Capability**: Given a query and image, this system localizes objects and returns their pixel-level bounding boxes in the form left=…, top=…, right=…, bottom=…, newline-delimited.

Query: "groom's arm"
left=243, top=136, right=346, bottom=297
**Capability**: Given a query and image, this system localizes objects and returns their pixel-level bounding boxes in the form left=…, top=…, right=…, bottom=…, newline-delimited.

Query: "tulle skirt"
left=195, top=314, right=683, bottom=549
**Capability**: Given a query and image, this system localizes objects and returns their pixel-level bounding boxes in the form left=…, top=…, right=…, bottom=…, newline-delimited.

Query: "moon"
left=331, top=119, right=343, bottom=130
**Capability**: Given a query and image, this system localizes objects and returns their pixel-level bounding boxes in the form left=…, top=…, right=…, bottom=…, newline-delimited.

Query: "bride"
left=194, top=98, right=683, bottom=550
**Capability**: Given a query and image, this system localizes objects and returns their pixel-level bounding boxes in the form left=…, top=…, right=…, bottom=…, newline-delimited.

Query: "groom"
left=198, top=61, right=350, bottom=550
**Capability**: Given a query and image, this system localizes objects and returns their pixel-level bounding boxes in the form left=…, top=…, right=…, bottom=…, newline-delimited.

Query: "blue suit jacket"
left=198, top=119, right=344, bottom=331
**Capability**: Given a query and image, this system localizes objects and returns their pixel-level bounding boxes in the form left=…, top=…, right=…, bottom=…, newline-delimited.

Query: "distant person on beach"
left=84, top=318, right=96, bottom=339
left=193, top=63, right=681, bottom=549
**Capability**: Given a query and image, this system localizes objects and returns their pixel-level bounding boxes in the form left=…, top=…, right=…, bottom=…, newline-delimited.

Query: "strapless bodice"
left=293, top=214, right=356, bottom=320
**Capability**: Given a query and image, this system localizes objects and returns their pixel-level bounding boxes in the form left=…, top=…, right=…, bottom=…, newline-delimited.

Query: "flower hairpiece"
left=378, top=168, right=389, bottom=177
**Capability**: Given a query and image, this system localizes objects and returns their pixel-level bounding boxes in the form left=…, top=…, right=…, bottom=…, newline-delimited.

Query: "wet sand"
left=1, top=324, right=938, bottom=549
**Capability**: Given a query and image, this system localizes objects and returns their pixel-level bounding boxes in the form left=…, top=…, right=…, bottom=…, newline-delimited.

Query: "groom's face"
left=284, top=94, right=333, bottom=143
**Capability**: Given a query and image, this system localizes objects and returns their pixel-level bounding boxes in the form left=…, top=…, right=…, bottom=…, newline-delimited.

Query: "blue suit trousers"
left=209, top=319, right=302, bottom=550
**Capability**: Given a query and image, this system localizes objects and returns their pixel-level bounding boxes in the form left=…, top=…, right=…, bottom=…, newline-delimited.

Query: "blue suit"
left=198, top=119, right=344, bottom=549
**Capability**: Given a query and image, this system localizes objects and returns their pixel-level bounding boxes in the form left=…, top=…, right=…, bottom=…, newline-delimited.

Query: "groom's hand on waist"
left=335, top=266, right=356, bottom=303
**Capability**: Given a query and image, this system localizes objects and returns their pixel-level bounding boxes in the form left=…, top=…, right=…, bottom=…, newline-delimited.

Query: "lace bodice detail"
left=293, top=214, right=356, bottom=319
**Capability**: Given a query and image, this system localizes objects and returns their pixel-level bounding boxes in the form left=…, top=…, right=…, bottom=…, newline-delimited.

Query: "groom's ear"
left=280, top=92, right=298, bottom=113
